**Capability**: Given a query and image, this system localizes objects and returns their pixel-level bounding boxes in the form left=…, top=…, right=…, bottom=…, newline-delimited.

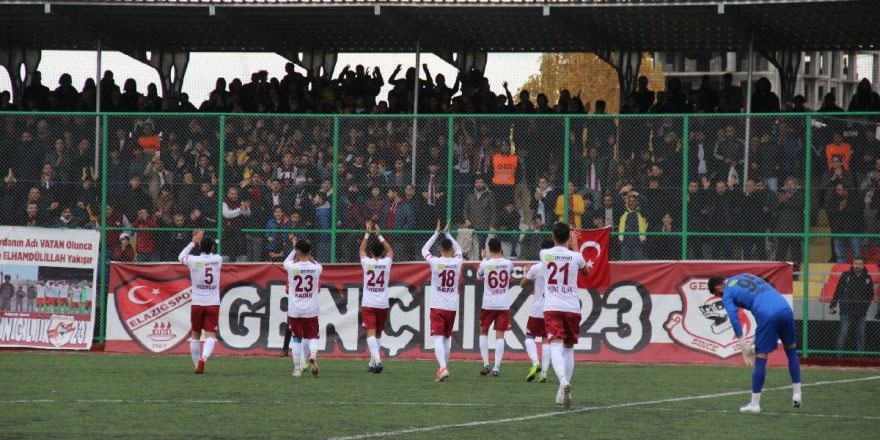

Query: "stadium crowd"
left=2, top=66, right=880, bottom=266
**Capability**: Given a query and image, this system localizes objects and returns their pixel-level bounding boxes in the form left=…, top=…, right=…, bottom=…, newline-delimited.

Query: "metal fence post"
left=446, top=115, right=455, bottom=223
left=215, top=115, right=226, bottom=254
left=97, top=114, right=109, bottom=343
left=681, top=115, right=690, bottom=260
left=330, top=115, right=340, bottom=263
left=563, top=116, right=571, bottom=223
left=801, top=114, right=813, bottom=357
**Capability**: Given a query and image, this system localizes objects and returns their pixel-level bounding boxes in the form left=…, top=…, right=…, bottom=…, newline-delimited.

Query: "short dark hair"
left=541, top=239, right=554, bottom=250
left=552, top=222, right=570, bottom=243
left=295, top=239, right=312, bottom=255
left=707, top=276, right=726, bottom=296
left=369, top=239, right=384, bottom=258
left=199, top=235, right=216, bottom=254
left=439, top=238, right=453, bottom=252
left=487, top=237, right=502, bottom=253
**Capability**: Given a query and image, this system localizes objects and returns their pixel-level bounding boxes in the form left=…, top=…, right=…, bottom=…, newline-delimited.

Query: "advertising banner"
left=0, top=226, right=100, bottom=349
left=106, top=260, right=792, bottom=365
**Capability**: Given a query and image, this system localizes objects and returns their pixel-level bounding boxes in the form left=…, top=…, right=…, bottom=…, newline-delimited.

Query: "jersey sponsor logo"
left=114, top=276, right=192, bottom=353
left=664, top=277, right=756, bottom=358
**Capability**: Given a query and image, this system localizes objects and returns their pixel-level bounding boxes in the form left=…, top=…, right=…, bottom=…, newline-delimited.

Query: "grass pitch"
left=0, top=353, right=877, bottom=440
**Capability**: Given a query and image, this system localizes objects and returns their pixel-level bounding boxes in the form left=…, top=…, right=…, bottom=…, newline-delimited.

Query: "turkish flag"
left=575, top=226, right=611, bottom=289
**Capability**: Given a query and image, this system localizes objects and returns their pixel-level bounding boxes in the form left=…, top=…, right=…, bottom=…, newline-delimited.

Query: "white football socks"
left=751, top=392, right=762, bottom=406
left=308, top=339, right=319, bottom=358
left=444, top=337, right=452, bottom=364
left=550, top=342, right=567, bottom=385
left=367, top=336, right=380, bottom=364
left=524, top=337, right=539, bottom=366
left=493, top=338, right=505, bottom=371
left=563, top=347, right=574, bottom=382
left=202, top=337, right=216, bottom=359
left=433, top=335, right=447, bottom=368
left=541, top=343, right=552, bottom=374
left=292, top=341, right=303, bottom=369
left=479, top=335, right=490, bottom=366
left=189, top=339, right=201, bottom=366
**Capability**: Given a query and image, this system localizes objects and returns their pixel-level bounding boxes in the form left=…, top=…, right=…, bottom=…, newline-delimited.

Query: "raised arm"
left=359, top=220, right=372, bottom=259
left=422, top=232, right=440, bottom=261
left=374, top=223, right=394, bottom=260
left=283, top=236, right=298, bottom=271
left=178, top=229, right=202, bottom=264
left=178, top=242, right=196, bottom=265
left=444, top=221, right=463, bottom=258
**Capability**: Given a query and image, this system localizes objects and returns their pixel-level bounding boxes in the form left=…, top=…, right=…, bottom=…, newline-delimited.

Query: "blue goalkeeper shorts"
left=754, top=308, right=797, bottom=354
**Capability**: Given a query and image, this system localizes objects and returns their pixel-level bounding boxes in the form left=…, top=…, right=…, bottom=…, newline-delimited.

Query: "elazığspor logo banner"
left=0, top=226, right=100, bottom=349
left=106, top=261, right=792, bottom=365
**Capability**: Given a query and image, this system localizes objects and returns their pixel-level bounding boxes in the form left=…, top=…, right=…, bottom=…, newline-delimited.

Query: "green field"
left=0, top=353, right=877, bottom=440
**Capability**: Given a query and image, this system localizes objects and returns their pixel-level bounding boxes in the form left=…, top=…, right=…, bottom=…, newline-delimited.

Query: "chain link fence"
left=2, top=111, right=880, bottom=356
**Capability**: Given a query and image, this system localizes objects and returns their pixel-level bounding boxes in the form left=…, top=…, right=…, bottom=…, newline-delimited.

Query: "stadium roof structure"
left=1, top=0, right=879, bottom=53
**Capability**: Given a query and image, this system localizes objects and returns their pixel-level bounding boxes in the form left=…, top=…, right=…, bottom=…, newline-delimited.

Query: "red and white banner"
left=106, top=260, right=792, bottom=365
left=0, top=226, right=99, bottom=349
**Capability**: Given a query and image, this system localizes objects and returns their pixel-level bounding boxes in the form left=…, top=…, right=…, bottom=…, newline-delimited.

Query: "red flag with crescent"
left=575, top=226, right=611, bottom=289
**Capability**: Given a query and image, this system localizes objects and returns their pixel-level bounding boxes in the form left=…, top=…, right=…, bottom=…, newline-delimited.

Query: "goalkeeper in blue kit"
left=708, top=274, right=802, bottom=414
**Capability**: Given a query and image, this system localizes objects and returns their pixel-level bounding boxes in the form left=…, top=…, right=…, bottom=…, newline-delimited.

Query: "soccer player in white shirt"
left=422, top=219, right=463, bottom=382
left=476, top=237, right=513, bottom=377
left=178, top=229, right=222, bottom=375
left=540, top=223, right=588, bottom=409
left=520, top=239, right=555, bottom=383
left=359, top=221, right=394, bottom=374
left=284, top=237, right=324, bottom=378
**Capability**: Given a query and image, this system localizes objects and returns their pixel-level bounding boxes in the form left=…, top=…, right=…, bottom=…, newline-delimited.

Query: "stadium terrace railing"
left=1, top=110, right=879, bottom=357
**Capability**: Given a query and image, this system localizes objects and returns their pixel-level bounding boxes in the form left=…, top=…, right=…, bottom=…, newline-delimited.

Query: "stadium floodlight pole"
left=742, top=33, right=754, bottom=192
left=94, top=37, right=102, bottom=176
left=411, top=37, right=421, bottom=187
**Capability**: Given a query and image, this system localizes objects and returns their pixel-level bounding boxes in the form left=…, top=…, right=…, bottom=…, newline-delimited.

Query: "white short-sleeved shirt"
left=181, top=253, right=223, bottom=306
left=284, top=260, right=323, bottom=318
left=426, top=255, right=463, bottom=312
left=36, top=285, right=46, bottom=299
left=525, top=263, right=546, bottom=318
left=477, top=258, right=514, bottom=310
left=361, top=256, right=392, bottom=309
left=539, top=246, right=586, bottom=313
left=46, top=285, right=57, bottom=298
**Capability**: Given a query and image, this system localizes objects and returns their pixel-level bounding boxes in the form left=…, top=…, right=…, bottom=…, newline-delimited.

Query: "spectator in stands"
left=112, top=232, right=135, bottom=262
left=649, top=212, right=680, bottom=260
left=23, top=71, right=51, bottom=110
left=132, top=208, right=158, bottom=262
left=629, top=76, right=655, bottom=113
left=555, top=182, right=585, bottom=229
left=750, top=77, right=780, bottom=113
left=719, top=73, right=744, bottom=113
left=776, top=177, right=804, bottom=267
left=463, top=177, right=497, bottom=249
left=695, top=75, right=719, bottom=113
left=713, top=125, right=745, bottom=185
left=496, top=201, right=521, bottom=257
left=221, top=186, right=252, bottom=261
left=830, top=257, right=874, bottom=351
left=0, top=275, right=12, bottom=312
left=618, top=191, right=647, bottom=260
left=265, top=206, right=292, bottom=261
left=819, top=93, right=844, bottom=112
left=741, top=179, right=772, bottom=260
left=824, top=133, right=852, bottom=171
left=848, top=78, right=880, bottom=111
left=826, top=182, right=863, bottom=262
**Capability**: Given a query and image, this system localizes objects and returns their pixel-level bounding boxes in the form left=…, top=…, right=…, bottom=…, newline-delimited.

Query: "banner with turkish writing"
left=575, top=227, right=611, bottom=289
left=106, top=260, right=793, bottom=365
left=0, top=226, right=99, bottom=349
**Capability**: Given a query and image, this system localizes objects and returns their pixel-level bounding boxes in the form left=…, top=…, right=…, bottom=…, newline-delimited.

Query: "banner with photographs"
left=0, top=226, right=100, bottom=349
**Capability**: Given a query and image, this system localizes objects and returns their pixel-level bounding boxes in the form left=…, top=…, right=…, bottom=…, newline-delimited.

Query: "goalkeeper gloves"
left=739, top=337, right=755, bottom=366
